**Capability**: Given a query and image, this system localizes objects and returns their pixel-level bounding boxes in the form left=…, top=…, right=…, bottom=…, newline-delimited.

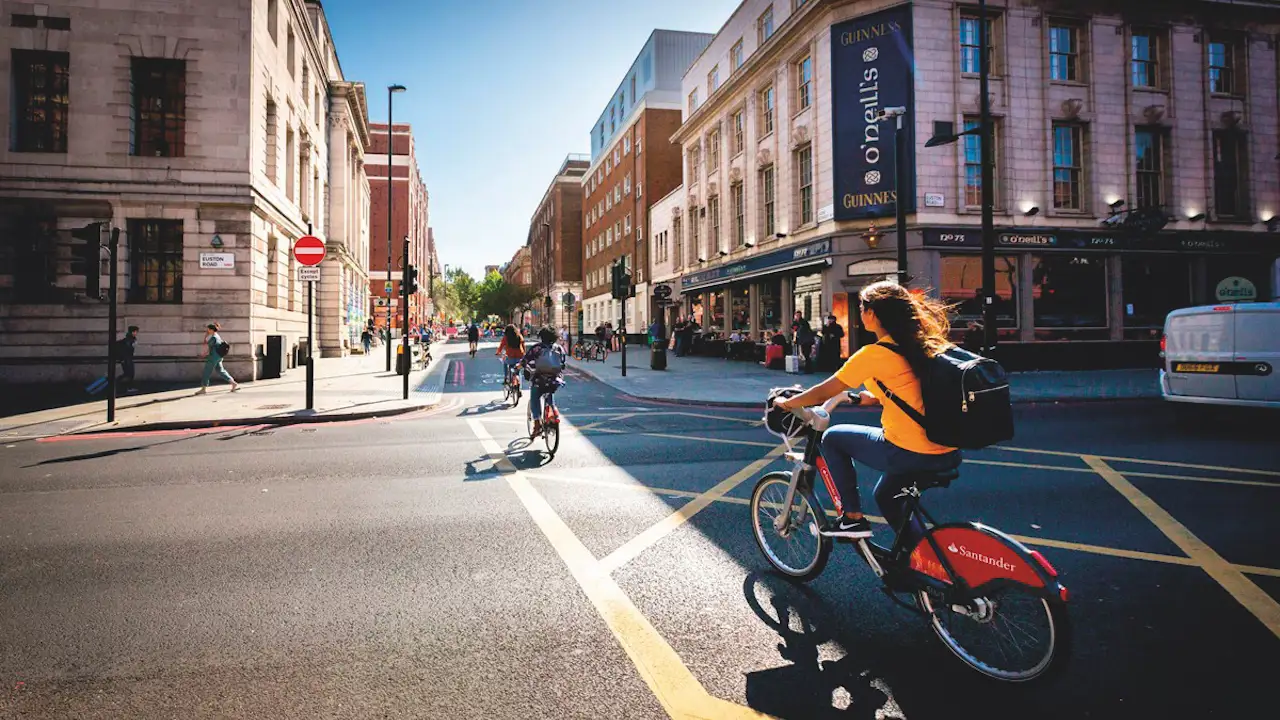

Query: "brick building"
left=670, top=0, right=1280, bottom=367
left=527, top=154, right=589, bottom=329
left=368, top=121, right=431, bottom=331
left=580, top=30, right=713, bottom=336
left=0, top=0, right=372, bottom=381
left=503, top=245, right=532, bottom=288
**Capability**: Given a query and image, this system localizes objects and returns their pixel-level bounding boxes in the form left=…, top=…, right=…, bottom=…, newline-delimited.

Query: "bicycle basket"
left=764, top=386, right=808, bottom=441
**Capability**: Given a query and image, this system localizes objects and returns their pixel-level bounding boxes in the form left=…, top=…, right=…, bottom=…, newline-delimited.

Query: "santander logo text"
left=947, top=542, right=1017, bottom=573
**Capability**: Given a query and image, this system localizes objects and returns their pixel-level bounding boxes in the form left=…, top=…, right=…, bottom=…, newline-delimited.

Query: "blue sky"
left=324, top=0, right=741, bottom=279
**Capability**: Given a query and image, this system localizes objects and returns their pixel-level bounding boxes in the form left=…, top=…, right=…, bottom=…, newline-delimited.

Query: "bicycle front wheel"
left=543, top=419, right=559, bottom=456
left=526, top=403, right=536, bottom=438
left=917, top=584, right=1070, bottom=682
left=750, top=471, right=831, bottom=581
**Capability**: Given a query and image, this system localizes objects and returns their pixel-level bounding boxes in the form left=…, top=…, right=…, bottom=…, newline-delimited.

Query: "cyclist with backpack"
left=518, top=327, right=566, bottom=436
left=197, top=322, right=239, bottom=394
left=773, top=281, right=1012, bottom=543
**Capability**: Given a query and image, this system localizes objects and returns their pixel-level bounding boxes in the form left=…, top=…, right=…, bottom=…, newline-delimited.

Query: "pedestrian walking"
left=792, top=311, right=815, bottom=373
left=361, top=327, right=373, bottom=355
left=819, top=314, right=845, bottom=372
left=197, top=322, right=239, bottom=394
left=117, top=325, right=139, bottom=392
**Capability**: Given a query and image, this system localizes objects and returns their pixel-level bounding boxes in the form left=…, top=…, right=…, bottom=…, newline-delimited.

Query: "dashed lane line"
left=596, top=446, right=788, bottom=576
left=466, top=418, right=773, bottom=720
left=1003, top=445, right=1280, bottom=478
left=1083, top=455, right=1280, bottom=639
left=522, top=469, right=1280, bottom=580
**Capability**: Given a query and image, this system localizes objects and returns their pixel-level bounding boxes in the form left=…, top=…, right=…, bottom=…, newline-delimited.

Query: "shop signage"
left=1215, top=276, right=1257, bottom=302
left=924, top=193, right=945, bottom=207
left=847, top=258, right=897, bottom=277
left=923, top=228, right=1275, bottom=254
left=652, top=284, right=673, bottom=300
left=199, top=252, right=234, bottom=269
left=831, top=5, right=916, bottom=221
left=680, top=238, right=833, bottom=290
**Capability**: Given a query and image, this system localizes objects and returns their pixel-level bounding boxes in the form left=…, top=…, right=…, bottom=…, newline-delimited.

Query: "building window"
left=624, top=135, right=631, bottom=154
left=688, top=89, right=699, bottom=114
left=1048, top=22, right=1081, bottom=82
left=797, top=144, right=813, bottom=225
left=625, top=214, right=632, bottom=234
left=760, top=165, right=776, bottom=237
left=287, top=25, right=296, bottom=76
left=962, top=117, right=999, bottom=208
left=731, top=40, right=744, bottom=71
left=1051, top=123, right=1083, bottom=210
left=1131, top=29, right=1161, bottom=89
left=689, top=145, right=701, bottom=184
left=1134, top=127, right=1166, bottom=209
left=636, top=137, right=642, bottom=154
left=1032, top=254, right=1109, bottom=339
left=690, top=207, right=701, bottom=262
left=731, top=109, right=745, bottom=156
left=615, top=185, right=621, bottom=203
left=624, top=173, right=632, bottom=195
left=637, top=181, right=643, bottom=198
left=707, top=127, right=720, bottom=170
left=1213, top=130, right=1248, bottom=219
left=758, top=6, right=775, bottom=44
left=1122, top=256, right=1191, bottom=338
left=959, top=13, right=997, bottom=75
left=760, top=85, right=775, bottom=135
left=1208, top=36, right=1239, bottom=95
left=796, top=55, right=813, bottom=110
left=10, top=50, right=70, bottom=153
left=267, top=0, right=279, bottom=43
left=285, top=128, right=296, bottom=202
left=673, top=217, right=684, bottom=267
left=708, top=195, right=721, bottom=253
left=732, top=183, right=746, bottom=247
left=941, top=255, right=1019, bottom=335
left=127, top=219, right=183, bottom=303
left=131, top=58, right=186, bottom=157
left=709, top=65, right=720, bottom=94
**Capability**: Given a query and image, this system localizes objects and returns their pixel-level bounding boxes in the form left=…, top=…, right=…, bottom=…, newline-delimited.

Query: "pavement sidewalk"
left=0, top=342, right=451, bottom=439
left=567, top=346, right=1160, bottom=407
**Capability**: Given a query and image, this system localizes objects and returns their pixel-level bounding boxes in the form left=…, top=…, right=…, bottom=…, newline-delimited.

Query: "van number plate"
left=1172, top=362, right=1272, bottom=376
left=1173, top=363, right=1220, bottom=373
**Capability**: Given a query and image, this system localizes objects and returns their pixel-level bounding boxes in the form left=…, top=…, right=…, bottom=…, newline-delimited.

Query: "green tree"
left=475, top=270, right=541, bottom=324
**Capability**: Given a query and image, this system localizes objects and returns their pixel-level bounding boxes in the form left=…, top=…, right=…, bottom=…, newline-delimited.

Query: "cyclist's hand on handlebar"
left=853, top=390, right=879, bottom=406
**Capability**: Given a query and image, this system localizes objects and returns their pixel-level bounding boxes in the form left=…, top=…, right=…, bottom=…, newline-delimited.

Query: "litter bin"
left=262, top=334, right=285, bottom=379
left=650, top=336, right=668, bottom=371
left=396, top=343, right=411, bottom=375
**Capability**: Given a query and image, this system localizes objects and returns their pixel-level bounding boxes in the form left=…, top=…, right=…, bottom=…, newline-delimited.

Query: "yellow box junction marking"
left=466, top=418, right=773, bottom=720
left=1082, top=455, right=1280, bottom=639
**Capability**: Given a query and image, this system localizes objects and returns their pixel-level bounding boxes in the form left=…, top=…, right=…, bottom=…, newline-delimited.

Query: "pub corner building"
left=665, top=0, right=1280, bottom=370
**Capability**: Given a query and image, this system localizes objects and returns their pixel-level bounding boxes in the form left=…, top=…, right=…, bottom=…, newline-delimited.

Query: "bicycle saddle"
left=902, top=467, right=960, bottom=491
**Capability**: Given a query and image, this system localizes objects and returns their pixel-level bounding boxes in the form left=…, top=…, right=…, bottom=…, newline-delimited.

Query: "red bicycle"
left=750, top=395, right=1071, bottom=682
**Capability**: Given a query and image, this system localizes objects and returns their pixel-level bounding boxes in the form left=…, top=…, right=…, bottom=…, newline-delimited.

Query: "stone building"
left=0, top=0, right=373, bottom=382
left=670, top=0, right=1279, bottom=367
left=527, top=153, right=589, bottom=329
left=503, top=246, right=532, bottom=288
left=367, top=122, right=431, bottom=332
left=580, top=30, right=713, bottom=336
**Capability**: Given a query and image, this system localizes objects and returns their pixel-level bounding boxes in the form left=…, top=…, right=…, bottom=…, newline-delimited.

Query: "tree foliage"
left=476, top=270, right=541, bottom=324
left=436, top=268, right=540, bottom=325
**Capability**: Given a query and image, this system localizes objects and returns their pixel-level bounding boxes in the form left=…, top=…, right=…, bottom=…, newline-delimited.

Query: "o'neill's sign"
left=831, top=6, right=916, bottom=221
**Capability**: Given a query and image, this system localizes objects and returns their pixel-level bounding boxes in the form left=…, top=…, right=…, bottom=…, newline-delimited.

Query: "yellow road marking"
left=525, top=470, right=1280, bottom=580
left=577, top=412, right=639, bottom=431
left=637, top=431, right=777, bottom=448
left=1083, top=455, right=1280, bottom=639
left=1004, top=446, right=1280, bottom=477
left=466, top=419, right=773, bottom=719
left=667, top=411, right=764, bottom=426
left=597, top=447, right=788, bottom=575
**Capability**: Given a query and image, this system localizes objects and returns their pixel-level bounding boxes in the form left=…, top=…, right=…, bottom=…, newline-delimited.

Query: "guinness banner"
left=831, top=6, right=916, bottom=221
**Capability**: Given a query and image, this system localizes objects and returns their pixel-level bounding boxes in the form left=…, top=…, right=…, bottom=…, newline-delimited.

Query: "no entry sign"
left=293, top=235, right=326, bottom=266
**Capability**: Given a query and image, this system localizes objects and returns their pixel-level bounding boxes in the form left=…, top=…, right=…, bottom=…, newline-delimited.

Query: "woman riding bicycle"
left=518, top=327, right=566, bottom=436
left=775, top=281, right=960, bottom=543
left=496, top=324, right=524, bottom=386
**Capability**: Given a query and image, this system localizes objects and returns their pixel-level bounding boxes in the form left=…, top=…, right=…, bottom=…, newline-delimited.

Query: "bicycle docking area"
left=463, top=396, right=1279, bottom=717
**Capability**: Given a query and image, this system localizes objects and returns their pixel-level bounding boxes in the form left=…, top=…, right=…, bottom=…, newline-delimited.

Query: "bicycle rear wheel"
left=917, top=584, right=1069, bottom=682
left=526, top=402, right=536, bottom=438
left=750, top=471, right=831, bottom=581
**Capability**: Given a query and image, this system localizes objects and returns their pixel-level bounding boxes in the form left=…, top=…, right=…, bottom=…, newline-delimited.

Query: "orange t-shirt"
left=497, top=338, right=524, bottom=360
left=834, top=343, right=955, bottom=455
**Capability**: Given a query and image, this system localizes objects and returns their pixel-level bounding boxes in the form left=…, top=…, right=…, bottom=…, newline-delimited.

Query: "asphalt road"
left=2, top=341, right=1278, bottom=719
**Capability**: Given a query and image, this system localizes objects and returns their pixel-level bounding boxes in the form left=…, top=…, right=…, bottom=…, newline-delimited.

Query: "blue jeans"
left=820, top=424, right=960, bottom=543
left=529, top=385, right=556, bottom=420
left=201, top=356, right=234, bottom=387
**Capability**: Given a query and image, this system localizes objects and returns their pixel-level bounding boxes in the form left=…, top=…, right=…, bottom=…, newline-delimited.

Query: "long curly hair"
left=858, top=281, right=952, bottom=372
left=504, top=324, right=522, bottom=352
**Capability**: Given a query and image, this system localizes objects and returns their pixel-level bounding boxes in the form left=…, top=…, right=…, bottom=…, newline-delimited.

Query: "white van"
left=1161, top=302, right=1280, bottom=409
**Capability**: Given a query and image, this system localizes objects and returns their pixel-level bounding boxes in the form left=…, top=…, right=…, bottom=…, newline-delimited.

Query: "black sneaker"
left=822, top=516, right=873, bottom=539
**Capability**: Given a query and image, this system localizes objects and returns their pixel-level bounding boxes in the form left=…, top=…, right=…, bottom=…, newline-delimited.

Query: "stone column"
left=748, top=282, right=760, bottom=339
left=780, top=276, right=794, bottom=328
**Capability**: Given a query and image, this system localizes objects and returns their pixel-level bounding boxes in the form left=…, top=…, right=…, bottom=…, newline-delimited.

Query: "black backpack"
left=875, top=343, right=1013, bottom=450
left=216, top=340, right=231, bottom=357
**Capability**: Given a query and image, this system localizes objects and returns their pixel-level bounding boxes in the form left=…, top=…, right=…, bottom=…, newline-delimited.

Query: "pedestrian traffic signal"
left=69, top=222, right=104, bottom=297
left=611, top=260, right=633, bottom=300
left=404, top=264, right=419, bottom=295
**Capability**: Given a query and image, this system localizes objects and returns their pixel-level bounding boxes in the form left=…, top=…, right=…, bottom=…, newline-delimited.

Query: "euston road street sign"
left=293, top=235, right=326, bottom=267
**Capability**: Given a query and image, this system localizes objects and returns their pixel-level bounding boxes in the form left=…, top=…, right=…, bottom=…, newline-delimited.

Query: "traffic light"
left=404, top=264, right=419, bottom=295
left=69, top=222, right=104, bottom=297
left=611, top=260, right=633, bottom=300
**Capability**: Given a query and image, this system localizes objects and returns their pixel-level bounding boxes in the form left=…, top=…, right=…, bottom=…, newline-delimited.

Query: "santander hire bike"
left=750, top=392, right=1071, bottom=682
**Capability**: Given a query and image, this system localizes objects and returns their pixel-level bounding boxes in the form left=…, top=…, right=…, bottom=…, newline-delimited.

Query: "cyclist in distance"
left=518, top=326, right=566, bottom=436
left=774, top=281, right=960, bottom=542
left=466, top=321, right=480, bottom=356
left=495, top=324, right=525, bottom=386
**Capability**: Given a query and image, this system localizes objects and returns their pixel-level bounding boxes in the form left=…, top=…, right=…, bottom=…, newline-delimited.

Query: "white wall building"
left=0, top=0, right=371, bottom=383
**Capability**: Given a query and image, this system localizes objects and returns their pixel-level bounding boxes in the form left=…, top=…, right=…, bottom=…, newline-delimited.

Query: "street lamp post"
left=385, top=83, right=406, bottom=372
left=875, top=106, right=909, bottom=283
left=925, top=0, right=995, bottom=354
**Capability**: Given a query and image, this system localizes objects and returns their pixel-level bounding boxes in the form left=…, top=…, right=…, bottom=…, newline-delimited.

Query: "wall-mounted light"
left=697, top=256, right=707, bottom=263
left=1023, top=206, right=1040, bottom=217
left=862, top=224, right=881, bottom=249
left=1187, top=212, right=1206, bottom=222
left=718, top=249, right=728, bottom=257
left=775, top=232, right=787, bottom=239
left=1108, top=198, right=1126, bottom=211
left=744, top=239, right=756, bottom=247
left=1264, top=214, right=1279, bottom=232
